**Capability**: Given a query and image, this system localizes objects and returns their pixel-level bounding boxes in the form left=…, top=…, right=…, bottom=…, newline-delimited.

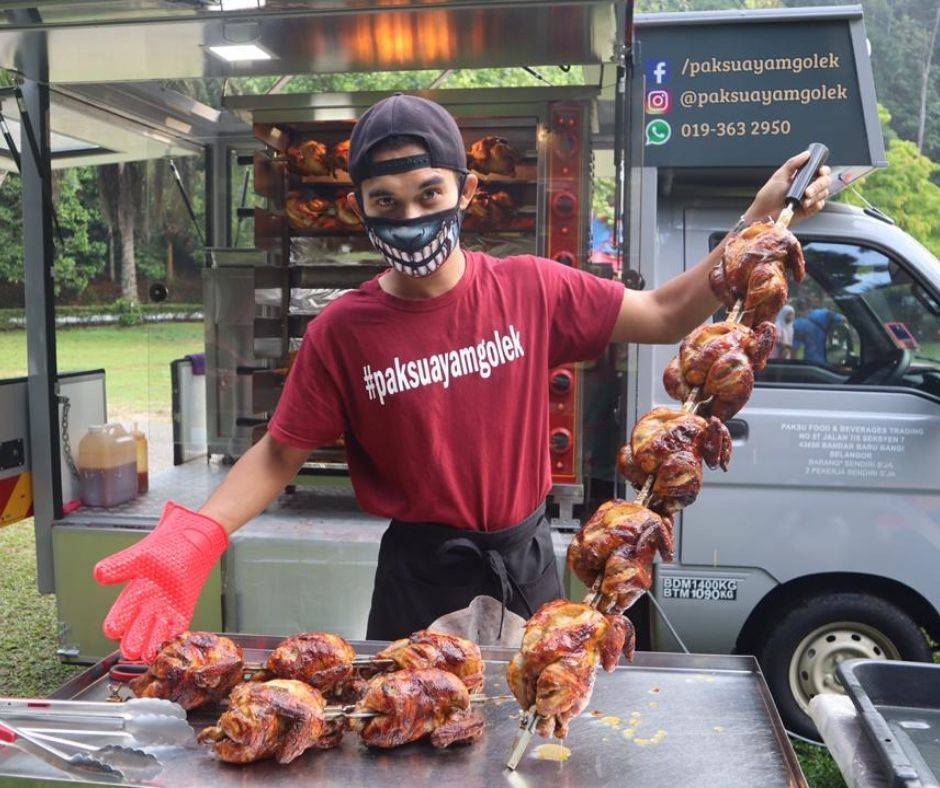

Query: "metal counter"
left=0, top=636, right=805, bottom=787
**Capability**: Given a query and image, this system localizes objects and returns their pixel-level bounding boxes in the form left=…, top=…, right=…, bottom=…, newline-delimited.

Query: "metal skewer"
left=325, top=693, right=512, bottom=722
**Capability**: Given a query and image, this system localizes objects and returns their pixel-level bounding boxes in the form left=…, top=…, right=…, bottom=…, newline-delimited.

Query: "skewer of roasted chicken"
left=199, top=670, right=497, bottom=763
left=507, top=600, right=634, bottom=739
left=348, top=668, right=487, bottom=749
left=507, top=145, right=828, bottom=769
left=256, top=629, right=484, bottom=702
left=130, top=630, right=483, bottom=709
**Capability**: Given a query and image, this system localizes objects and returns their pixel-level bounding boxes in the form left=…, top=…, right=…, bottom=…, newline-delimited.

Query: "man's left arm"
left=610, top=151, right=831, bottom=345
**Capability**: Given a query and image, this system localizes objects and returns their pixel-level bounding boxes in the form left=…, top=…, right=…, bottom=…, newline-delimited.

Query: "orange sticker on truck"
left=0, top=472, right=34, bottom=526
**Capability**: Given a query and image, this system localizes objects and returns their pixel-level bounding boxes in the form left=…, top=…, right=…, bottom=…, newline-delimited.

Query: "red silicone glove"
left=93, top=501, right=228, bottom=662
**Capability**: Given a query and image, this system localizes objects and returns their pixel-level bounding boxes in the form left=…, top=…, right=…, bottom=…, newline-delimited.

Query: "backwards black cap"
left=348, top=93, right=468, bottom=185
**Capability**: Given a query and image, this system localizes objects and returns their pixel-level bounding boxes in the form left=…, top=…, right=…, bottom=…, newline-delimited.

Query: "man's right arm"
left=198, top=433, right=312, bottom=535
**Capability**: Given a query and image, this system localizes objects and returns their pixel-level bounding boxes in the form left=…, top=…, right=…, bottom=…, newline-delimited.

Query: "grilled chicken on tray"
left=709, top=217, right=805, bottom=326
left=373, top=630, right=485, bottom=693
left=255, top=632, right=358, bottom=693
left=568, top=500, right=675, bottom=615
left=663, top=320, right=777, bottom=422
left=507, top=600, right=634, bottom=739
left=350, top=668, right=485, bottom=749
left=198, top=679, right=339, bottom=764
left=130, top=632, right=244, bottom=710
left=618, top=407, right=731, bottom=514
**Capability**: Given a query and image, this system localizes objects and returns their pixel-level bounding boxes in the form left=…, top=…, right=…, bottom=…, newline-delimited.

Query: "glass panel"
left=41, top=159, right=207, bottom=511
left=759, top=240, right=940, bottom=398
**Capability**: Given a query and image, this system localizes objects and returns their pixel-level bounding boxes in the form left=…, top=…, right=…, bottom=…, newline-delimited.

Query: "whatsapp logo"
left=645, top=119, right=672, bottom=146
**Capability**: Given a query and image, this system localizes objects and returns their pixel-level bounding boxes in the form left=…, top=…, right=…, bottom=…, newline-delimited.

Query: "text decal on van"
left=662, top=576, right=738, bottom=602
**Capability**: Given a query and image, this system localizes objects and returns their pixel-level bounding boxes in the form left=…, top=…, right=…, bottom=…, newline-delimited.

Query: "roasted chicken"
left=618, top=407, right=732, bottom=514
left=129, top=632, right=243, bottom=710
left=373, top=630, right=485, bottom=693
left=663, top=320, right=777, bottom=421
left=285, top=192, right=331, bottom=231
left=332, top=139, right=351, bottom=177
left=287, top=139, right=330, bottom=177
left=350, top=668, right=485, bottom=749
left=334, top=192, right=361, bottom=227
left=256, top=632, right=357, bottom=692
left=467, top=136, right=518, bottom=176
left=709, top=218, right=806, bottom=326
left=464, top=187, right=518, bottom=232
left=568, top=500, right=675, bottom=615
left=507, top=599, right=634, bottom=738
left=198, top=679, right=337, bottom=764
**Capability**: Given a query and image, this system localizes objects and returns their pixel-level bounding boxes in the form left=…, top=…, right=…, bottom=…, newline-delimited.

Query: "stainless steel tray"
left=0, top=635, right=805, bottom=787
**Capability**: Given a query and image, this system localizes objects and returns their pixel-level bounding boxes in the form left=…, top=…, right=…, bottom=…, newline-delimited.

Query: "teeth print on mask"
left=363, top=205, right=462, bottom=278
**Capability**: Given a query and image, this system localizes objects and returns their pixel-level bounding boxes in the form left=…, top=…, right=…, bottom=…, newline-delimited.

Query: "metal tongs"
left=0, top=717, right=161, bottom=782
left=0, top=696, right=194, bottom=746
left=507, top=143, right=831, bottom=772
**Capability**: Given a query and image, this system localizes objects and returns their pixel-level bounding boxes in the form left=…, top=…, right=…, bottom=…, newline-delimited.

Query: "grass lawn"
left=0, top=521, right=83, bottom=698
left=0, top=322, right=204, bottom=417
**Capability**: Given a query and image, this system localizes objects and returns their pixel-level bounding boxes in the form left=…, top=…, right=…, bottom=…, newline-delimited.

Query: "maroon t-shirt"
left=268, top=249, right=624, bottom=531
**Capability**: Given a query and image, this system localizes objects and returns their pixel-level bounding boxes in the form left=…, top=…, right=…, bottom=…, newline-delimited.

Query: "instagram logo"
left=646, top=89, right=671, bottom=115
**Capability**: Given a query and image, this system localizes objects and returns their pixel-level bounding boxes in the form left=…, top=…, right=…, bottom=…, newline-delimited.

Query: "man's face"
left=347, top=142, right=476, bottom=220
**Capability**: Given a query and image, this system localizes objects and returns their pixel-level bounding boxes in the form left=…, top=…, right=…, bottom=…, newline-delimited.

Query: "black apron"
left=366, top=500, right=563, bottom=641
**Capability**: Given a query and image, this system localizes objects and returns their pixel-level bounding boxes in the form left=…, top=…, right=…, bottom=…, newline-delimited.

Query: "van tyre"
left=756, top=592, right=931, bottom=740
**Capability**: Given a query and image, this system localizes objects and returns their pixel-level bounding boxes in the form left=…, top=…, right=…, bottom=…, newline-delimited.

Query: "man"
left=94, top=94, right=830, bottom=660
left=794, top=305, right=846, bottom=365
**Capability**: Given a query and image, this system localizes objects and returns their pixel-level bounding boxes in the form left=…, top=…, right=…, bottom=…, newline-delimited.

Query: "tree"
left=0, top=167, right=107, bottom=298
left=97, top=162, right=148, bottom=303
left=918, top=3, right=940, bottom=152
left=843, top=107, right=940, bottom=257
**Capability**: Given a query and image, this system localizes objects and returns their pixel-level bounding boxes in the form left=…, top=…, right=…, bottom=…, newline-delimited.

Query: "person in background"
left=772, top=304, right=795, bottom=360
left=794, top=305, right=845, bottom=365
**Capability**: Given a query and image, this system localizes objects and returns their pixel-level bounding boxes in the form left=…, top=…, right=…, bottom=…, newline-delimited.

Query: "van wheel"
left=756, top=592, right=931, bottom=739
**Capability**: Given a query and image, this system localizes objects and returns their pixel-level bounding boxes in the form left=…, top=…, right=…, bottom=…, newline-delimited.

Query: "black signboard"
left=634, top=18, right=882, bottom=167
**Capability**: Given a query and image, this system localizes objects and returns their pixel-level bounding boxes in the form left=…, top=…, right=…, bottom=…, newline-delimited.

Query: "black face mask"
left=361, top=203, right=463, bottom=278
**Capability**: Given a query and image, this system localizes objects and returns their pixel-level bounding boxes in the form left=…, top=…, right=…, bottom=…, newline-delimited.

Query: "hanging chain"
left=58, top=394, right=79, bottom=480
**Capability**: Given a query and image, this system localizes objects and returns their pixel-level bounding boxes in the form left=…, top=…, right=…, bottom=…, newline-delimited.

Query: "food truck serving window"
left=634, top=14, right=885, bottom=168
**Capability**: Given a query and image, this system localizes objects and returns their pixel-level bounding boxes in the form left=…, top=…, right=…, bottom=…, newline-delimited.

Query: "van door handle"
left=726, top=418, right=748, bottom=440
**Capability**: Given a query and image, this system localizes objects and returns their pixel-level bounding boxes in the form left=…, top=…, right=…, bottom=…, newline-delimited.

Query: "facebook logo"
left=646, top=59, right=669, bottom=85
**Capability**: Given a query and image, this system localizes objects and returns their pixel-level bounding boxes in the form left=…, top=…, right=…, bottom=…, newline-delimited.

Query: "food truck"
left=0, top=1, right=937, bottom=765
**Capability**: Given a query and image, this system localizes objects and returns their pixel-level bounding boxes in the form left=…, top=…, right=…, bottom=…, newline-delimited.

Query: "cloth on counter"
left=809, top=693, right=890, bottom=788
left=429, top=595, right=526, bottom=648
